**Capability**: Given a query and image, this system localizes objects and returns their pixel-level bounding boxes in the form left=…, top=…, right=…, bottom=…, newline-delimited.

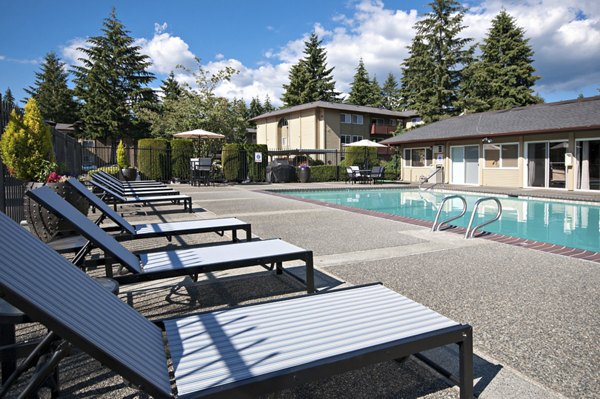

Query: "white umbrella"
left=173, top=129, right=225, bottom=139
left=344, top=139, right=387, bottom=169
left=344, top=139, right=387, bottom=147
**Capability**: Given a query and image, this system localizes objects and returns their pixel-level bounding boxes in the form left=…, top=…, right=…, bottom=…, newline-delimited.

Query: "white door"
left=451, top=147, right=465, bottom=184
left=465, top=145, right=480, bottom=185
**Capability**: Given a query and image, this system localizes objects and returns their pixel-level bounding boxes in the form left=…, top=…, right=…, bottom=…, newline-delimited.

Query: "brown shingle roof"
left=380, top=96, right=600, bottom=145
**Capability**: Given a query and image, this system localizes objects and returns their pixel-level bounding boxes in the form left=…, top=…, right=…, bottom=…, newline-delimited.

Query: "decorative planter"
left=298, top=168, right=311, bottom=183
left=24, top=181, right=90, bottom=242
left=120, top=167, right=137, bottom=181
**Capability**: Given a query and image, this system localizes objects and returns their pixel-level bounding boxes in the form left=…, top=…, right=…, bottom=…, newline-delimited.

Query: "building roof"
left=380, top=96, right=600, bottom=146
left=249, top=101, right=418, bottom=122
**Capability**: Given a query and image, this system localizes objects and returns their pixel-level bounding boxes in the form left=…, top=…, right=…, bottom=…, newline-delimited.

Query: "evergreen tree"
left=347, top=59, right=372, bottom=106
left=72, top=8, right=155, bottom=140
left=248, top=97, right=264, bottom=119
left=25, top=52, right=79, bottom=123
left=466, top=9, right=541, bottom=111
left=369, top=77, right=383, bottom=108
left=400, top=0, right=472, bottom=122
left=281, top=34, right=340, bottom=106
left=263, top=95, right=275, bottom=112
left=3, top=88, right=16, bottom=111
left=381, top=73, right=400, bottom=110
left=160, top=72, right=183, bottom=102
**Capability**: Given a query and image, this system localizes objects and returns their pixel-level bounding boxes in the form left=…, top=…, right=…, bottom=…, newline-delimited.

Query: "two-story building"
left=380, top=96, right=600, bottom=192
left=249, top=101, right=421, bottom=151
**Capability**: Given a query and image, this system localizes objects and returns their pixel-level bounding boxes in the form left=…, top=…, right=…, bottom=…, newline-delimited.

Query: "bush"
left=222, top=143, right=243, bottom=182
left=171, top=139, right=194, bottom=180
left=310, top=165, right=344, bottom=182
left=137, top=138, right=170, bottom=181
left=244, top=144, right=267, bottom=182
left=87, top=165, right=120, bottom=177
left=0, top=98, right=55, bottom=181
left=343, top=146, right=378, bottom=168
left=116, top=140, right=129, bottom=168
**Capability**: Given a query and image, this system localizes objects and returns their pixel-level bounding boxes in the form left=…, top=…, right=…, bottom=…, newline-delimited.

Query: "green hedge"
left=222, top=143, right=243, bottom=182
left=171, top=139, right=194, bottom=180
left=137, top=138, right=170, bottom=181
left=342, top=146, right=378, bottom=168
left=87, top=165, right=120, bottom=177
left=309, top=165, right=344, bottom=182
left=244, top=144, right=267, bottom=182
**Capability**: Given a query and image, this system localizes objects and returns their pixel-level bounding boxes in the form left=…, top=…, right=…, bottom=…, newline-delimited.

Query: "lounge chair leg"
left=166, top=235, right=172, bottom=242
left=458, top=327, right=474, bottom=399
left=232, top=230, right=237, bottom=242
left=305, top=255, right=315, bottom=293
left=246, top=227, right=252, bottom=242
left=276, top=262, right=283, bottom=275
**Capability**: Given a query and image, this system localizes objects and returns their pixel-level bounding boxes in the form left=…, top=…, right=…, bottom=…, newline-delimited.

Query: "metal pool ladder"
left=431, top=195, right=468, bottom=232
left=464, top=197, right=503, bottom=239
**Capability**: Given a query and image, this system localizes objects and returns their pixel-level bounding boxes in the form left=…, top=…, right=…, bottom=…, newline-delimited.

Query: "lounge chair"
left=42, top=178, right=252, bottom=255
left=0, top=211, right=473, bottom=398
left=92, top=173, right=179, bottom=196
left=26, top=187, right=315, bottom=291
left=370, top=166, right=385, bottom=184
left=89, top=179, right=193, bottom=212
left=96, top=170, right=166, bottom=187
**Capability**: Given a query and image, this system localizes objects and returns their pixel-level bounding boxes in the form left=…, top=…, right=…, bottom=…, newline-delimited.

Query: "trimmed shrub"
left=222, top=143, right=243, bottom=182
left=0, top=98, right=55, bottom=181
left=137, top=138, right=170, bottom=181
left=343, top=146, right=378, bottom=168
left=310, top=165, right=344, bottom=182
left=171, top=139, right=194, bottom=180
left=87, top=165, right=120, bottom=177
left=116, top=139, right=129, bottom=168
left=244, top=144, right=267, bottom=182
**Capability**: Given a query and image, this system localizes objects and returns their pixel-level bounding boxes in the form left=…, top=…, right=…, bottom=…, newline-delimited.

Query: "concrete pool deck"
left=8, top=181, right=599, bottom=398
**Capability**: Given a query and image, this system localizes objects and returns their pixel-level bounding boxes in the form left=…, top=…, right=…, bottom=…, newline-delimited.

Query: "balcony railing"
left=370, top=124, right=396, bottom=135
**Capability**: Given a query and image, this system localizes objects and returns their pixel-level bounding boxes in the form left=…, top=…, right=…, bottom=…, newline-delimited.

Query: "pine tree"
left=72, top=8, right=155, bottom=140
left=470, top=9, right=541, bottom=111
left=369, top=77, right=383, bottom=108
left=400, top=0, right=472, bottom=121
left=263, top=95, right=275, bottom=112
left=3, top=88, right=16, bottom=111
left=25, top=52, right=79, bottom=123
left=347, top=59, right=372, bottom=106
left=381, top=73, right=400, bottom=110
left=160, top=72, right=183, bottom=102
left=281, top=34, right=340, bottom=106
left=248, top=97, right=264, bottom=119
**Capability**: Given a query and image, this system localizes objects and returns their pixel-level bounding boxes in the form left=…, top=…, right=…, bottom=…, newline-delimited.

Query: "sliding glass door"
left=575, top=139, right=600, bottom=191
left=526, top=141, right=567, bottom=189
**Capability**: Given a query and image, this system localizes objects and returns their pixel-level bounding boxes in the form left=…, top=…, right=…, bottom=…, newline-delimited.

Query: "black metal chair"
left=370, top=166, right=385, bottom=184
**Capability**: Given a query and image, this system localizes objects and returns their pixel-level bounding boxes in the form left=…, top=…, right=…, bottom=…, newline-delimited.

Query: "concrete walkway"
left=173, top=182, right=598, bottom=399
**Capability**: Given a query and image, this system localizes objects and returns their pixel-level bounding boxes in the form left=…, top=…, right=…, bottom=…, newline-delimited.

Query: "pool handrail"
left=431, top=195, right=468, bottom=232
left=464, top=197, right=503, bottom=239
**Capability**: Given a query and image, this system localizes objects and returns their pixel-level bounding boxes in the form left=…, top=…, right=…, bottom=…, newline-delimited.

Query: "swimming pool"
left=277, top=188, right=600, bottom=253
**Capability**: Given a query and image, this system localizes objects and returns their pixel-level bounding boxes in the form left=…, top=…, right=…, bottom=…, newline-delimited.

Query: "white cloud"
left=0, top=55, right=5, bottom=61
left=136, top=25, right=197, bottom=75
left=61, top=38, right=89, bottom=67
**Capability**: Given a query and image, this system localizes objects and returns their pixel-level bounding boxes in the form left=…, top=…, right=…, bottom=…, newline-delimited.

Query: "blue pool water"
left=278, top=189, right=600, bottom=252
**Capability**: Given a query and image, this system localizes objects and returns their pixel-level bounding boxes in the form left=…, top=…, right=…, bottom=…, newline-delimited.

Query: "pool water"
left=278, top=189, right=600, bottom=253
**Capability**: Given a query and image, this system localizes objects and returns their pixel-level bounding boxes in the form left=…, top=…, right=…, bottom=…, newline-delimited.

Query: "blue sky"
left=1, top=0, right=599, bottom=107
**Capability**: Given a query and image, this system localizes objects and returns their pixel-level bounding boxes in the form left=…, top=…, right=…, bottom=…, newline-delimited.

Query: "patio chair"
left=26, top=187, right=315, bottom=292
left=92, top=173, right=179, bottom=196
left=0, top=211, right=473, bottom=399
left=370, top=166, right=385, bottom=184
left=346, top=166, right=360, bottom=184
left=42, top=178, right=252, bottom=255
left=89, top=180, right=193, bottom=212
left=96, top=170, right=166, bottom=188
left=190, top=158, right=212, bottom=186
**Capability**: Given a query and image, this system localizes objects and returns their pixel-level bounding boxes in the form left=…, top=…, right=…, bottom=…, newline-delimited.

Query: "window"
left=352, top=114, right=363, bottom=124
left=352, top=135, right=363, bottom=143
left=340, top=113, right=351, bottom=124
left=389, top=119, right=397, bottom=126
left=484, top=143, right=518, bottom=168
left=278, top=118, right=288, bottom=127
left=282, top=137, right=287, bottom=147
left=404, top=147, right=433, bottom=167
left=373, top=118, right=384, bottom=126
left=341, top=135, right=351, bottom=145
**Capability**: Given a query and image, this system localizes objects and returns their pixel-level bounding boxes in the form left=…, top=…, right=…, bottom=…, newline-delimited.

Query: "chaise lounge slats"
left=140, top=239, right=307, bottom=273
left=0, top=212, right=172, bottom=398
left=133, top=218, right=247, bottom=235
left=165, top=284, right=459, bottom=396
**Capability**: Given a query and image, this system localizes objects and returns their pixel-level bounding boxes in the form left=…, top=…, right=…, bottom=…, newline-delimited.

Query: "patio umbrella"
left=173, top=129, right=225, bottom=157
left=344, top=139, right=388, bottom=169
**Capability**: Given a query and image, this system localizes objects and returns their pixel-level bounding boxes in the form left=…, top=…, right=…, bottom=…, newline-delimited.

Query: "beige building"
left=381, top=96, right=600, bottom=192
left=249, top=101, right=420, bottom=151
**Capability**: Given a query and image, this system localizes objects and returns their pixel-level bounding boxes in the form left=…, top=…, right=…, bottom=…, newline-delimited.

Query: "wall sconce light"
left=482, top=137, right=493, bottom=144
